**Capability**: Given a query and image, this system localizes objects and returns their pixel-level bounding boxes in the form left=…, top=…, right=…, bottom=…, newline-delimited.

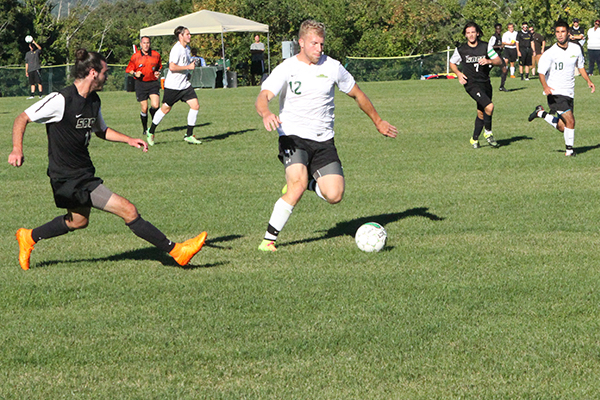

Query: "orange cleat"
left=16, top=228, right=35, bottom=270
left=169, top=231, right=207, bottom=266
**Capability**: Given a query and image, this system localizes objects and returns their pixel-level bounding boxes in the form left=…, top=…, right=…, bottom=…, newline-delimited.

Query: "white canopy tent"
left=140, top=10, right=269, bottom=88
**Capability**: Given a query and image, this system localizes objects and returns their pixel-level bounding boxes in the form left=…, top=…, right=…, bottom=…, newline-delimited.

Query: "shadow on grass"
left=33, top=234, right=242, bottom=270
left=496, top=135, right=534, bottom=147
left=280, top=207, right=444, bottom=248
left=199, top=128, right=256, bottom=142
left=160, top=122, right=211, bottom=133
left=502, top=87, right=527, bottom=92
left=573, top=144, right=600, bottom=155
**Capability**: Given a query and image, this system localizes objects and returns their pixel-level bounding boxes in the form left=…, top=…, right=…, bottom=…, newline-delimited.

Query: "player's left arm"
left=346, top=84, right=397, bottom=138
left=100, top=128, right=148, bottom=152
left=93, top=110, right=148, bottom=151
left=578, top=68, right=595, bottom=93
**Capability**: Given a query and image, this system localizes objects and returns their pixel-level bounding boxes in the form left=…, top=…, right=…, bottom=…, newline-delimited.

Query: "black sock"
left=126, top=215, right=175, bottom=253
left=31, top=215, right=71, bottom=242
left=149, top=123, right=158, bottom=135
left=483, top=113, right=492, bottom=132
left=473, top=117, right=484, bottom=141
left=149, top=107, right=157, bottom=119
left=185, top=125, right=194, bottom=137
left=141, top=113, right=148, bottom=131
left=501, top=70, right=507, bottom=87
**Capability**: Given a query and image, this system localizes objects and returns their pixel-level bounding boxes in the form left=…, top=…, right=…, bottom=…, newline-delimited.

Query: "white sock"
left=264, top=198, right=293, bottom=241
left=188, top=109, right=198, bottom=126
left=564, top=127, right=575, bottom=147
left=544, top=114, right=557, bottom=128
left=308, top=180, right=327, bottom=201
left=484, top=129, right=492, bottom=137
left=510, top=66, right=515, bottom=75
left=152, top=109, right=166, bottom=125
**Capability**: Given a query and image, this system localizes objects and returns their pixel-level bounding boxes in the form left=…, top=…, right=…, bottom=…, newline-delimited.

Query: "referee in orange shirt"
left=126, top=36, right=162, bottom=135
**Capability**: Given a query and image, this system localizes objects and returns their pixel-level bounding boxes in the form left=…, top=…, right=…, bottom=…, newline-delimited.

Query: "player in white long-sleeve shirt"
left=254, top=20, right=398, bottom=252
left=528, top=20, right=595, bottom=156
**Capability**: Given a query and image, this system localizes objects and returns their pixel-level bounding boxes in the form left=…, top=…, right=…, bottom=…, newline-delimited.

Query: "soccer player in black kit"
left=450, top=22, right=503, bottom=149
left=516, top=22, right=534, bottom=80
left=8, top=49, right=207, bottom=270
left=490, top=23, right=508, bottom=91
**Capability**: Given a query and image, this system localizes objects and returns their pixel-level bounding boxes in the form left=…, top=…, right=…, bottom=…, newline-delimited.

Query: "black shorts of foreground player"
left=8, top=49, right=207, bottom=270
left=254, top=20, right=398, bottom=252
left=450, top=22, right=503, bottom=149
left=527, top=20, right=595, bottom=157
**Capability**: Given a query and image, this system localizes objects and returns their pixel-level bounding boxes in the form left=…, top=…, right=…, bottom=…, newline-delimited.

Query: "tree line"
left=2, top=0, right=598, bottom=71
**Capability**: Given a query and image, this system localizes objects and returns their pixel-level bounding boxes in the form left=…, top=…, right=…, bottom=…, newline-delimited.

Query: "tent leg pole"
left=221, top=31, right=227, bottom=88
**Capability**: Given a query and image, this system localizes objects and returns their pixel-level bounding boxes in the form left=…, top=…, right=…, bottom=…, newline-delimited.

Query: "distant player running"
left=450, top=22, right=503, bottom=149
left=147, top=26, right=202, bottom=145
left=528, top=20, right=595, bottom=157
left=8, top=49, right=207, bottom=270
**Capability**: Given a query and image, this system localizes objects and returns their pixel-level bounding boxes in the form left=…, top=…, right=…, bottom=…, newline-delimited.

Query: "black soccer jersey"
left=517, top=30, right=533, bottom=49
left=451, top=41, right=496, bottom=84
left=25, top=84, right=107, bottom=181
left=492, top=32, right=503, bottom=54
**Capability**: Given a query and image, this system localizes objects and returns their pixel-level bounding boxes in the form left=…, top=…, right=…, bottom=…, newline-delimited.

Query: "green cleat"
left=282, top=184, right=287, bottom=194
left=146, top=129, right=155, bottom=146
left=258, top=239, right=277, bottom=252
left=484, top=132, right=500, bottom=148
left=184, top=135, right=202, bottom=144
left=470, top=138, right=480, bottom=149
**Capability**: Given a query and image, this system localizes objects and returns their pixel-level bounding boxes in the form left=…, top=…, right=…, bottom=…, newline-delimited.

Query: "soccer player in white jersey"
left=147, top=26, right=202, bottom=145
left=254, top=20, right=398, bottom=252
left=528, top=20, right=595, bottom=157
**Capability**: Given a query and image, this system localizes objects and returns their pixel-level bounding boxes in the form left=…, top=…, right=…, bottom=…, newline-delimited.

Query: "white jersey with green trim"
left=537, top=42, right=585, bottom=98
left=261, top=54, right=356, bottom=142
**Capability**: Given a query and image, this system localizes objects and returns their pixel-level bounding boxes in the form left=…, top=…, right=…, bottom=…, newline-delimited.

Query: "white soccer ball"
left=355, top=222, right=387, bottom=252
left=25, top=35, right=33, bottom=43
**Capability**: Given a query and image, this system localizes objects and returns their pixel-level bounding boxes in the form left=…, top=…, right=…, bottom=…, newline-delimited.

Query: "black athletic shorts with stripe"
left=278, top=135, right=343, bottom=179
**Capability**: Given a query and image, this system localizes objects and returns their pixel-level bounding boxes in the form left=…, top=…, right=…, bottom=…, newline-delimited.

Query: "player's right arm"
left=255, top=90, right=280, bottom=131
left=8, top=112, right=31, bottom=167
left=9, top=93, right=64, bottom=167
left=449, top=48, right=467, bottom=85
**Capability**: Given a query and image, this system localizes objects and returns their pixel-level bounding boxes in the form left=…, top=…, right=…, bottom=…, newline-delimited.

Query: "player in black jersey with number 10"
left=450, top=22, right=503, bottom=149
left=8, top=49, right=207, bottom=270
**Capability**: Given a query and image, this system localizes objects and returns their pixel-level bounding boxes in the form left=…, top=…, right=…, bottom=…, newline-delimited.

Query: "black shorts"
left=50, top=176, right=103, bottom=209
left=278, top=135, right=343, bottom=179
left=520, top=48, right=533, bottom=66
left=162, top=86, right=197, bottom=107
left=547, top=95, right=574, bottom=114
left=28, top=70, right=42, bottom=86
left=465, top=81, right=493, bottom=110
left=504, top=48, right=518, bottom=63
left=135, top=79, right=160, bottom=102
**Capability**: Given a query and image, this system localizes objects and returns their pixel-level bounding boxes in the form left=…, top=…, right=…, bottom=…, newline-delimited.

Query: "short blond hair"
left=299, top=20, right=326, bottom=39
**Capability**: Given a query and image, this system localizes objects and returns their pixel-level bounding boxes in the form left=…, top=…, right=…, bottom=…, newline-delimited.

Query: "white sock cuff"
left=544, top=114, right=557, bottom=128
left=188, top=109, right=199, bottom=126
left=564, top=127, right=575, bottom=146
left=275, top=198, right=294, bottom=213
left=140, top=112, right=147, bottom=117
left=152, top=109, right=166, bottom=125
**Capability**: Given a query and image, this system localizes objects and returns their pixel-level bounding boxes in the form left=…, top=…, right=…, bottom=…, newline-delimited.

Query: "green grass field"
left=2, top=77, right=600, bottom=398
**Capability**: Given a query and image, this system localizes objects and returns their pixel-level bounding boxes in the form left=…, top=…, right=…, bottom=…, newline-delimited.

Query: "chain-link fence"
left=0, top=65, right=128, bottom=97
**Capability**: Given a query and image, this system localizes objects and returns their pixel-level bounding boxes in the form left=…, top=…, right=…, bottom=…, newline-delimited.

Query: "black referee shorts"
left=135, top=79, right=160, bottom=102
